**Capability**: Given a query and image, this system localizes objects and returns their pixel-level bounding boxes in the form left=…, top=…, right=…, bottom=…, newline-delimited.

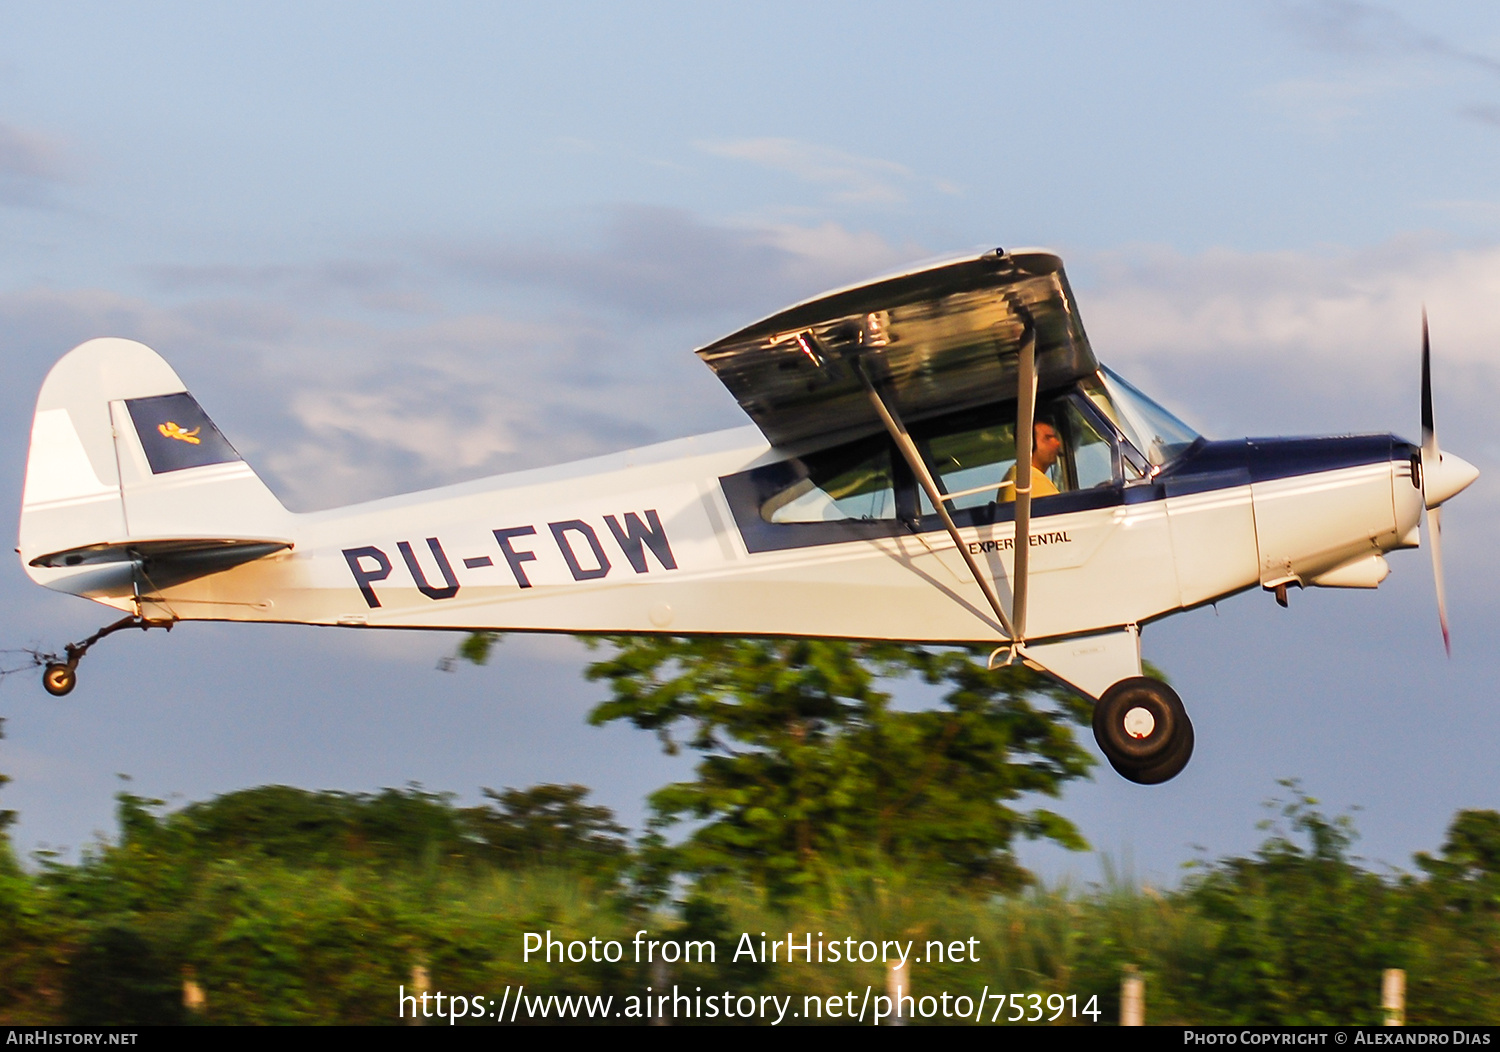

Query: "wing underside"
left=695, top=249, right=1098, bottom=448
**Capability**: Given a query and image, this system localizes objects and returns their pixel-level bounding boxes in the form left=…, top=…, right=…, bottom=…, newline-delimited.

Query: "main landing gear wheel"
left=42, top=663, right=76, bottom=697
left=1092, top=677, right=1195, bottom=785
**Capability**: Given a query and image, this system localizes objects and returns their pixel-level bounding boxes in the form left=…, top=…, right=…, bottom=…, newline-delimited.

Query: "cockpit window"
left=722, top=385, right=1134, bottom=554
left=919, top=419, right=1017, bottom=513
left=914, top=394, right=1120, bottom=514
left=1084, top=368, right=1200, bottom=468
left=1059, top=398, right=1116, bottom=489
left=763, top=442, right=896, bottom=523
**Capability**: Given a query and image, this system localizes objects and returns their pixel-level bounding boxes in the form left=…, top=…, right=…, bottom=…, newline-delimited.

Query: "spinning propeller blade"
left=1420, top=309, right=1447, bottom=653
left=1428, top=504, right=1450, bottom=656
left=1418, top=309, right=1478, bottom=655
left=1421, top=309, right=1436, bottom=459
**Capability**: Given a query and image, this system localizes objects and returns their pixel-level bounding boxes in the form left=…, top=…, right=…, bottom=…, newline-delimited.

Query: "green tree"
left=1407, top=809, right=1500, bottom=1022
left=1179, top=781, right=1408, bottom=1025
left=1415, top=809, right=1500, bottom=911
left=62, top=923, right=183, bottom=1026
left=0, top=717, right=70, bottom=1025
left=462, top=784, right=629, bottom=876
left=0, top=718, right=15, bottom=837
left=580, top=636, right=1092, bottom=895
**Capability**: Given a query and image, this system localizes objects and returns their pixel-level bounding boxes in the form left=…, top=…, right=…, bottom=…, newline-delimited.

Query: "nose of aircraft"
left=1424, top=450, right=1479, bottom=509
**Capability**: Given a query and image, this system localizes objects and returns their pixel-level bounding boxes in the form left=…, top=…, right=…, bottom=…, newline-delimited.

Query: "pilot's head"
left=1033, top=421, right=1062, bottom=472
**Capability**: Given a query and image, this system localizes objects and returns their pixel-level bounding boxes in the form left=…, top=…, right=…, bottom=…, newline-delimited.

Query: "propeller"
left=1418, top=309, right=1479, bottom=655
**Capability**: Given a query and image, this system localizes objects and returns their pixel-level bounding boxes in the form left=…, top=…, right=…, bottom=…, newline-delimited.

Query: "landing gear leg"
left=1092, top=676, right=1195, bottom=785
left=39, top=615, right=171, bottom=697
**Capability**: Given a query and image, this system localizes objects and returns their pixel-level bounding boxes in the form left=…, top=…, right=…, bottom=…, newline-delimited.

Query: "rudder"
left=19, top=338, right=292, bottom=603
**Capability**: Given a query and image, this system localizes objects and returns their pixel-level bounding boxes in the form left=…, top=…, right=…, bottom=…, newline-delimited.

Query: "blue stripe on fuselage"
left=1151, top=434, right=1398, bottom=493
left=1244, top=434, right=1398, bottom=483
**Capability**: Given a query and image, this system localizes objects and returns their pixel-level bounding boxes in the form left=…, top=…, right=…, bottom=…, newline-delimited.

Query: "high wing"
left=695, top=248, right=1097, bottom=448
left=699, top=247, right=1098, bottom=646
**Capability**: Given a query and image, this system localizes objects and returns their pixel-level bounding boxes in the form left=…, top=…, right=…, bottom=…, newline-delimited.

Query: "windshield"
left=1082, top=368, right=1200, bottom=468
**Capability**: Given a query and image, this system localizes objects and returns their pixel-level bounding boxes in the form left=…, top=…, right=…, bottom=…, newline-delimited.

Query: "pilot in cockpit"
left=998, top=419, right=1063, bottom=502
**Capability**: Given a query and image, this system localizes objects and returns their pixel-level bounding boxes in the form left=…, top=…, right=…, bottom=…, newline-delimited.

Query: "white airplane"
left=16, top=249, right=1478, bottom=784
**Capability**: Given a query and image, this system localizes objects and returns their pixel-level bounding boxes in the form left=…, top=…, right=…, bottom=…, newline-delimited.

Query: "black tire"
left=43, top=663, right=76, bottom=697
left=1112, top=711, right=1194, bottom=785
left=1092, top=677, right=1192, bottom=783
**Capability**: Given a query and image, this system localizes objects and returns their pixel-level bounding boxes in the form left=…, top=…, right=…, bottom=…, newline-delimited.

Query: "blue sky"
left=3, top=1, right=1500, bottom=883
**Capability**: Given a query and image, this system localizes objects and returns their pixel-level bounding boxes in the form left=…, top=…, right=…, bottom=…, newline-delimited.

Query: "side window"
left=1057, top=399, right=1116, bottom=490
left=719, top=386, right=1130, bottom=555
left=762, top=443, right=896, bottom=523
left=920, top=420, right=1017, bottom=514
left=916, top=395, right=1120, bottom=514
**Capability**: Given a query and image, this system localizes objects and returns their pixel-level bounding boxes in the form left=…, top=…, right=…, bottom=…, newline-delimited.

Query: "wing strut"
left=853, top=316, right=1016, bottom=641
left=1010, top=322, right=1038, bottom=642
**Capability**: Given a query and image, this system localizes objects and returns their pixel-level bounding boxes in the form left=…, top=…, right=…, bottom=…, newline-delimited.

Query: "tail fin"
left=19, top=338, right=292, bottom=602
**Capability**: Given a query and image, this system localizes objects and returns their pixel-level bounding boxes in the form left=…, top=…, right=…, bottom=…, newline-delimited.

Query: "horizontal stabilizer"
left=29, top=537, right=291, bottom=570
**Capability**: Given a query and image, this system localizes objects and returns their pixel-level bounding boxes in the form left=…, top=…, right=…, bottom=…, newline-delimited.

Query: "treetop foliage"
left=53, top=781, right=630, bottom=889
left=1167, top=786, right=1500, bottom=1026
left=0, top=774, right=1496, bottom=1026
left=1416, top=809, right=1500, bottom=888
left=4, top=632, right=1495, bottom=1023
left=0, top=718, right=15, bottom=837
left=582, top=636, right=1093, bottom=894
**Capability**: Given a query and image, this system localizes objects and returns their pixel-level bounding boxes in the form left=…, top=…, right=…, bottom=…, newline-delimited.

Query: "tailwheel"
left=34, top=615, right=172, bottom=698
left=42, top=663, right=77, bottom=697
left=1092, top=676, right=1194, bottom=785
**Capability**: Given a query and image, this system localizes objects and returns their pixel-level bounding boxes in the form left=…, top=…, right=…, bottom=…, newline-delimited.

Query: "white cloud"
left=753, top=220, right=913, bottom=292
left=1256, top=74, right=1403, bottom=125
left=0, top=123, right=63, bottom=179
left=0, top=286, right=654, bottom=510
left=1075, top=238, right=1500, bottom=456
left=1084, top=238, right=1500, bottom=364
left=290, top=389, right=516, bottom=473
left=429, top=205, right=918, bottom=323
left=0, top=121, right=70, bottom=207
left=16, top=229, right=1500, bottom=513
left=1269, top=3, right=1500, bottom=131
left=235, top=309, right=675, bottom=509
left=1419, top=198, right=1500, bottom=219
left=1276, top=0, right=1500, bottom=76
left=2, top=211, right=929, bottom=511
left=697, top=138, right=918, bottom=205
